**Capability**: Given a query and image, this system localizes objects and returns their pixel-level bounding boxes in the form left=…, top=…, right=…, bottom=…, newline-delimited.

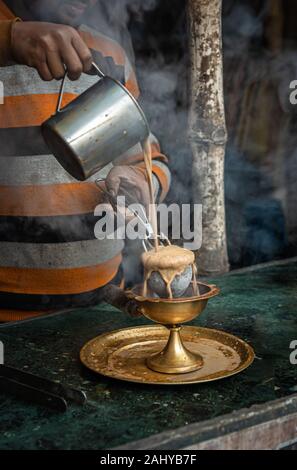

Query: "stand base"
left=80, top=325, right=255, bottom=385
left=146, top=326, right=204, bottom=374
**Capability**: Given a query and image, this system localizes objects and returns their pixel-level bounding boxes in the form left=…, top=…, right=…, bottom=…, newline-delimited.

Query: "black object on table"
left=0, top=364, right=87, bottom=412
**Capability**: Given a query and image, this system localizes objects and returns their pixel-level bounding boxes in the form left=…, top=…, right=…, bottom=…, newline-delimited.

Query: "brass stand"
left=147, top=325, right=203, bottom=374
left=125, top=282, right=220, bottom=376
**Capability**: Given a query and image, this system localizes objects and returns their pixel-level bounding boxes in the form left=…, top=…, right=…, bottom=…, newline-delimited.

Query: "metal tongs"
left=0, top=364, right=87, bottom=412
left=95, top=179, right=170, bottom=252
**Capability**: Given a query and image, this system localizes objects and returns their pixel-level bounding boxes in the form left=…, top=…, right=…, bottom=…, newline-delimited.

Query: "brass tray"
left=80, top=325, right=254, bottom=385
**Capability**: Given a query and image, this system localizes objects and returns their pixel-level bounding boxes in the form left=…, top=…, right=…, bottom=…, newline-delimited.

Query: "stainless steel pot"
left=42, top=63, right=150, bottom=181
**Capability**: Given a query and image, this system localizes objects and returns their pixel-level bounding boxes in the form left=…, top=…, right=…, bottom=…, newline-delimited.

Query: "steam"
left=223, top=2, right=265, bottom=57
left=86, top=0, right=191, bottom=283
left=223, top=0, right=294, bottom=266
left=86, top=0, right=158, bottom=58
left=2, top=0, right=295, bottom=286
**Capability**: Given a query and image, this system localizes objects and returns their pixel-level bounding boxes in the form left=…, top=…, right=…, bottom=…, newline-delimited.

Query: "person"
left=0, top=0, right=171, bottom=322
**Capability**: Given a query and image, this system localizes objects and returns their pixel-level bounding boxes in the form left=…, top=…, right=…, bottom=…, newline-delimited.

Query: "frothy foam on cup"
left=142, top=245, right=198, bottom=298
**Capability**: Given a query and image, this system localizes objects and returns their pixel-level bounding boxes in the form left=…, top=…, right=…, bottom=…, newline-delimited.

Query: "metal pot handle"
left=56, top=61, right=105, bottom=113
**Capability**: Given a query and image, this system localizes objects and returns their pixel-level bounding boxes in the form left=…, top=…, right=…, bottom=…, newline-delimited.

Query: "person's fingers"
left=72, top=35, right=93, bottom=73
left=125, top=300, right=143, bottom=318
left=37, top=60, right=54, bottom=81
left=121, top=177, right=150, bottom=207
left=60, top=41, right=83, bottom=80
left=46, top=50, right=65, bottom=80
left=28, top=46, right=53, bottom=81
left=135, top=182, right=151, bottom=208
left=101, top=285, right=143, bottom=318
left=118, top=184, right=139, bottom=205
left=105, top=166, right=151, bottom=213
left=106, top=167, right=150, bottom=208
left=106, top=173, right=121, bottom=198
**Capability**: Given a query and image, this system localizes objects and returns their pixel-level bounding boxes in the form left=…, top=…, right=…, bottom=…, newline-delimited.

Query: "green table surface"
left=0, top=259, right=297, bottom=450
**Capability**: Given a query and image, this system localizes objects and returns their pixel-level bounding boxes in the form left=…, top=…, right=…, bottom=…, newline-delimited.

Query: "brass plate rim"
left=80, top=325, right=255, bottom=386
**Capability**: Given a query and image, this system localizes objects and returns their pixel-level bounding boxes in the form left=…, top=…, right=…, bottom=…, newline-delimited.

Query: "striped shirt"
left=0, top=1, right=171, bottom=321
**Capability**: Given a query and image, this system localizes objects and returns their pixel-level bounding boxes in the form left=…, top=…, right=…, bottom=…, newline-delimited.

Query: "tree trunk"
left=187, top=0, right=229, bottom=275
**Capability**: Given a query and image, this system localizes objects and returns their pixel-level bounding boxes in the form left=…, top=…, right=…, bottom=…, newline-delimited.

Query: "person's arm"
left=0, top=19, right=17, bottom=66
left=108, top=137, right=171, bottom=206
left=0, top=19, right=93, bottom=80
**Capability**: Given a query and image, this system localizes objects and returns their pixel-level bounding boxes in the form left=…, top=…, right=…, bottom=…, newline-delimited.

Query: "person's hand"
left=11, top=21, right=92, bottom=81
left=105, top=165, right=150, bottom=209
left=101, top=285, right=143, bottom=318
